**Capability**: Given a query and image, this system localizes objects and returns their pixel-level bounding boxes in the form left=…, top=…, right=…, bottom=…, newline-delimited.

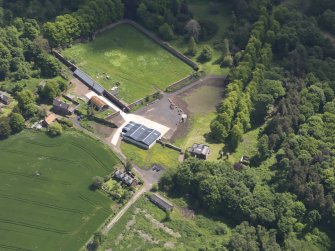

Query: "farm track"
left=0, top=149, right=78, bottom=165
left=0, top=244, right=33, bottom=251
left=0, top=218, right=69, bottom=234
left=0, top=169, right=71, bottom=186
left=24, top=139, right=62, bottom=147
left=0, top=193, right=83, bottom=214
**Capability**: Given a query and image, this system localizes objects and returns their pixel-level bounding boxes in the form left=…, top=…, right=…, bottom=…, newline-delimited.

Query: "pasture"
left=63, top=24, right=194, bottom=103
left=99, top=195, right=231, bottom=250
left=0, top=130, right=119, bottom=251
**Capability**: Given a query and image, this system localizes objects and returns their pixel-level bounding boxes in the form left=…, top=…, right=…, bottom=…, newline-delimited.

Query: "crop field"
left=99, top=195, right=231, bottom=250
left=0, top=130, right=119, bottom=251
left=63, top=24, right=194, bottom=103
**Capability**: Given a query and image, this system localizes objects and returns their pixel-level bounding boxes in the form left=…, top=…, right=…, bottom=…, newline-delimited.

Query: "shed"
left=90, top=96, right=108, bottom=111
left=0, top=93, right=10, bottom=105
left=188, top=143, right=210, bottom=160
left=43, top=113, right=57, bottom=126
left=74, top=69, right=105, bottom=95
left=149, top=194, right=174, bottom=212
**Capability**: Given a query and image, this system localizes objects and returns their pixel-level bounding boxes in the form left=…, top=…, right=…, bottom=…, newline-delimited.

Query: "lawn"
left=62, top=24, right=194, bottom=103
left=99, top=194, right=231, bottom=250
left=170, top=0, right=233, bottom=75
left=121, top=142, right=180, bottom=170
left=0, top=130, right=120, bottom=251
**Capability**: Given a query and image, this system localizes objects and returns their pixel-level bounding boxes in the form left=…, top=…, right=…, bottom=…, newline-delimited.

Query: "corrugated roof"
left=90, top=96, right=107, bottom=108
left=74, top=69, right=105, bottom=95
left=122, top=121, right=161, bottom=147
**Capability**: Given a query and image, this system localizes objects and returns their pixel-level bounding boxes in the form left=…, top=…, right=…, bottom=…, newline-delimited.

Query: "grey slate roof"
left=122, top=121, right=161, bottom=148
left=0, top=93, right=10, bottom=104
left=53, top=99, right=70, bottom=110
left=74, top=69, right=105, bottom=95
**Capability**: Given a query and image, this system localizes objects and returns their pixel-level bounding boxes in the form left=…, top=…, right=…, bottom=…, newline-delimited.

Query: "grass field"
left=0, top=130, right=120, bottom=251
left=121, top=142, right=180, bottom=170
left=99, top=194, right=231, bottom=250
left=63, top=24, right=194, bottom=103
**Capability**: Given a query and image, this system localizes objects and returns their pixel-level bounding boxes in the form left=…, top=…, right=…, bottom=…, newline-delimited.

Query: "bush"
left=58, top=118, right=73, bottom=128
left=198, top=45, right=213, bottom=62
left=47, top=122, right=63, bottom=137
left=221, top=55, right=233, bottom=67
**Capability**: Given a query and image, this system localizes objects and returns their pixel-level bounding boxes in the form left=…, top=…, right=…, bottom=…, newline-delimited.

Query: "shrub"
left=199, top=45, right=213, bottom=62
left=47, top=122, right=63, bottom=137
left=221, top=55, right=233, bottom=67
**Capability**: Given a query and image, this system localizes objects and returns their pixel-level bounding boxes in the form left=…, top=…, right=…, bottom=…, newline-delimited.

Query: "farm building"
left=121, top=121, right=161, bottom=149
left=89, top=96, right=108, bottom=111
left=74, top=69, right=105, bottom=95
left=52, top=99, right=73, bottom=115
left=188, top=143, right=210, bottom=160
left=43, top=113, right=57, bottom=126
left=105, top=111, right=126, bottom=128
left=149, top=193, right=174, bottom=211
left=0, top=93, right=10, bottom=105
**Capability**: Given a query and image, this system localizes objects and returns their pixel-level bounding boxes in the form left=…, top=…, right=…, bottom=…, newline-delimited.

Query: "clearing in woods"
left=0, top=130, right=119, bottom=251
left=62, top=23, right=194, bottom=103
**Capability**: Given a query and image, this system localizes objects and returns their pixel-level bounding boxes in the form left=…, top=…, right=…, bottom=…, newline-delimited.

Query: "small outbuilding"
left=89, top=96, right=108, bottom=111
left=43, top=113, right=57, bottom=126
left=188, top=143, right=210, bottom=160
left=0, top=93, right=10, bottom=105
left=149, top=193, right=174, bottom=212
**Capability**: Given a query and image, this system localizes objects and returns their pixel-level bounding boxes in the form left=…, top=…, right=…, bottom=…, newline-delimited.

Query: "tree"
left=229, top=123, right=243, bottom=150
left=158, top=23, right=174, bottom=41
left=16, top=90, right=37, bottom=117
left=185, top=19, right=201, bottom=41
left=257, top=134, right=271, bottom=160
left=223, top=38, right=230, bottom=57
left=199, top=45, right=213, bottom=62
left=0, top=117, right=11, bottom=139
left=91, top=176, right=104, bottom=190
left=47, top=122, right=63, bottom=137
left=125, top=159, right=132, bottom=173
left=40, top=81, right=61, bottom=102
left=9, top=113, right=25, bottom=133
left=222, top=55, right=233, bottom=67
left=187, top=36, right=197, bottom=56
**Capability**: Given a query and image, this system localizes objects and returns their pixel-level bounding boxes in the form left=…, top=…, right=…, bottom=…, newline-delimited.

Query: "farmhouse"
left=0, top=93, right=10, bottom=105
left=113, top=170, right=135, bottom=186
left=53, top=99, right=73, bottom=115
left=188, top=143, right=210, bottom=160
left=74, top=69, right=105, bottom=95
left=121, top=121, right=161, bottom=149
left=149, top=193, right=174, bottom=212
left=90, top=96, right=108, bottom=111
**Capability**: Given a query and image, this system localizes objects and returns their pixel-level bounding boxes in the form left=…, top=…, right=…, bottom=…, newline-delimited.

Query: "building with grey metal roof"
left=188, top=143, right=210, bottom=160
left=121, top=121, right=161, bottom=149
left=74, top=69, right=105, bottom=95
left=149, top=193, right=174, bottom=211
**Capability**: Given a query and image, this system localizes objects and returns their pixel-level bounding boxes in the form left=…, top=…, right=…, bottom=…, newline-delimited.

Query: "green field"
left=63, top=24, right=194, bottom=103
left=99, top=194, right=231, bottom=250
left=121, top=142, right=180, bottom=170
left=0, top=130, right=120, bottom=251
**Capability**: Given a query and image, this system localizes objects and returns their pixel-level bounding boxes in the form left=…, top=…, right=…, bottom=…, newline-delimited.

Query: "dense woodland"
left=0, top=0, right=335, bottom=250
